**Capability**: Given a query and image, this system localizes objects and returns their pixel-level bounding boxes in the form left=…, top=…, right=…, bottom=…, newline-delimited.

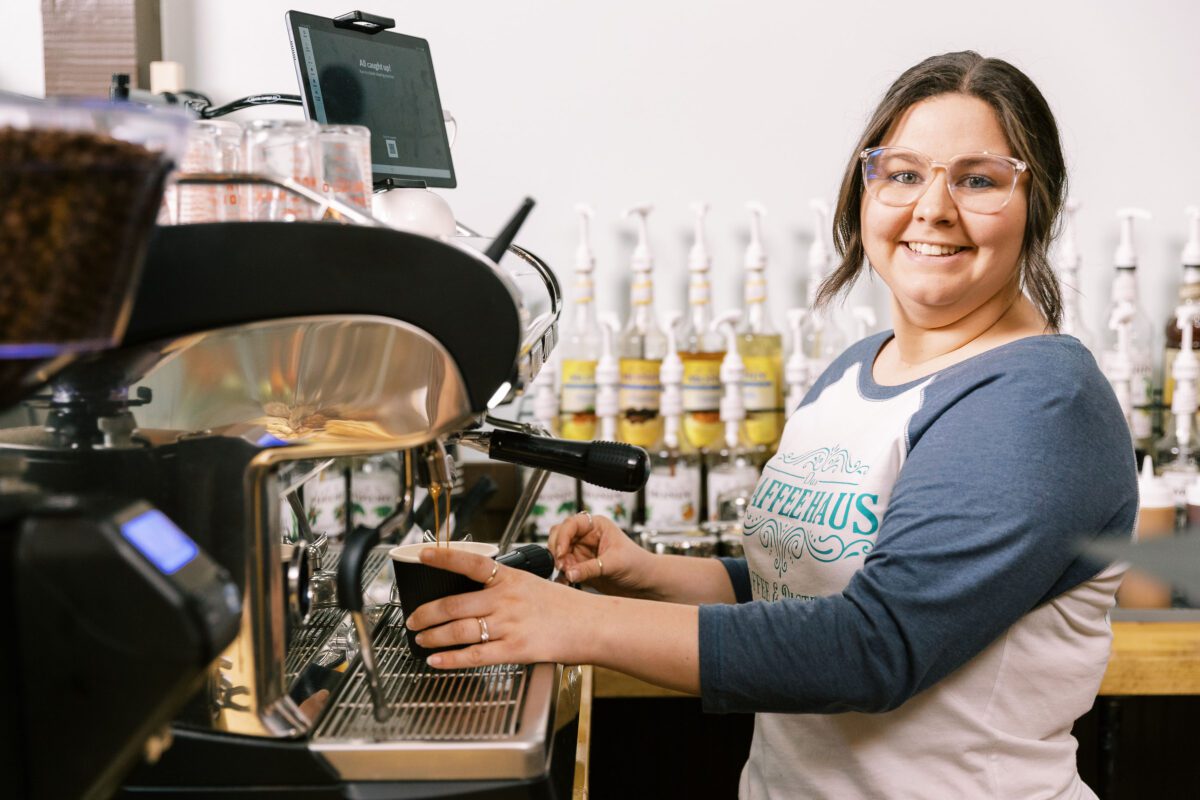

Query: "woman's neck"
left=883, top=283, right=1048, bottom=379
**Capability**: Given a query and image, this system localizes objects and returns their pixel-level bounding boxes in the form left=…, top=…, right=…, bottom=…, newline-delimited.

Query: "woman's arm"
left=548, top=512, right=743, bottom=605
left=404, top=546, right=704, bottom=694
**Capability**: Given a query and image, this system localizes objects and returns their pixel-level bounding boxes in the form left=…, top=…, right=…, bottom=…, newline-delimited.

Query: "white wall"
left=9, top=0, right=1200, bottom=371
left=0, top=0, right=45, bottom=97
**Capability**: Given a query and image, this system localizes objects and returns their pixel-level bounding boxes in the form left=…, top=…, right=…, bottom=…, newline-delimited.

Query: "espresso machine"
left=0, top=187, right=647, bottom=797
left=0, top=93, right=243, bottom=799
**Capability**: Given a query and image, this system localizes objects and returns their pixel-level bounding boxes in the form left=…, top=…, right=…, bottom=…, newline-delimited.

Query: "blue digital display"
left=255, top=433, right=292, bottom=448
left=120, top=509, right=199, bottom=575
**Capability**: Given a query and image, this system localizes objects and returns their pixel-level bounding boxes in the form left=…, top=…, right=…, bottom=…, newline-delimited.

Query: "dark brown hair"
left=818, top=51, right=1066, bottom=329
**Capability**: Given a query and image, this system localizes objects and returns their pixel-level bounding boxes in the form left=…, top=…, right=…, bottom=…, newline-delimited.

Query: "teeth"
left=907, top=242, right=965, bottom=256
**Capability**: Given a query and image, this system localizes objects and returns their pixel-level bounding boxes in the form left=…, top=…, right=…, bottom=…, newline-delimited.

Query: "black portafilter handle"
left=487, top=431, right=650, bottom=492
left=337, top=524, right=380, bottom=614
left=496, top=543, right=555, bottom=579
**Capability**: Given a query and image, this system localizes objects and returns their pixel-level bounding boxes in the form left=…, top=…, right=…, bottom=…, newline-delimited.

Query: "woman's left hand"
left=404, top=545, right=593, bottom=669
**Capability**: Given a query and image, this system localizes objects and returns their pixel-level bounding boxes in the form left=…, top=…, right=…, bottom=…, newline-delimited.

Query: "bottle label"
left=681, top=354, right=722, bottom=412
left=582, top=485, right=635, bottom=530
left=745, top=276, right=767, bottom=305
left=306, top=468, right=347, bottom=538
left=645, top=463, right=700, bottom=526
left=688, top=279, right=711, bottom=306
left=742, top=354, right=783, bottom=412
left=573, top=278, right=594, bottom=304
left=561, top=359, right=598, bottom=413
left=631, top=279, right=654, bottom=306
left=351, top=469, right=400, bottom=528
left=707, top=463, right=760, bottom=519
left=618, top=358, right=663, bottom=447
left=529, top=472, right=577, bottom=536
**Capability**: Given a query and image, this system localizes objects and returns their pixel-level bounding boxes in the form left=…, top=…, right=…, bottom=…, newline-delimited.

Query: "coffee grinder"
left=0, top=93, right=243, bottom=800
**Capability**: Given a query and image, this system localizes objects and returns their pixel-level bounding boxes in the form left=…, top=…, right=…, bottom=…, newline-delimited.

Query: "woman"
left=406, top=51, right=1136, bottom=799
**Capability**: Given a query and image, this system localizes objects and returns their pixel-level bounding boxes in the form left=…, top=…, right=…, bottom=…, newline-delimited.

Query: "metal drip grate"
left=315, top=605, right=528, bottom=742
left=284, top=547, right=389, bottom=685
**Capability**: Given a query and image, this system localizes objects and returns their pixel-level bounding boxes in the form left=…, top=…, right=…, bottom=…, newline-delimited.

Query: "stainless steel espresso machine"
left=0, top=208, right=647, bottom=798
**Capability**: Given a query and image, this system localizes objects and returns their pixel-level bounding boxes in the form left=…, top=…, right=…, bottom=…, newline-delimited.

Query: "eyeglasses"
left=859, top=146, right=1028, bottom=215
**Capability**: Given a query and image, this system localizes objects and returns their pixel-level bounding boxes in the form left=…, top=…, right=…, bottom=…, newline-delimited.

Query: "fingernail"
left=414, top=633, right=426, bottom=645
left=567, top=569, right=577, bottom=582
left=427, top=654, right=443, bottom=667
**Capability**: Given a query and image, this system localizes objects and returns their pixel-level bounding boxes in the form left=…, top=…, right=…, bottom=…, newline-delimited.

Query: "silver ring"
left=579, top=510, right=594, bottom=530
left=477, top=617, right=490, bottom=643
left=485, top=563, right=498, bottom=586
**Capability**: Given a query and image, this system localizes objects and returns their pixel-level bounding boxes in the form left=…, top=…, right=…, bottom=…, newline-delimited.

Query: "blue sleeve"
left=719, top=557, right=752, bottom=603
left=698, top=362, right=1137, bottom=714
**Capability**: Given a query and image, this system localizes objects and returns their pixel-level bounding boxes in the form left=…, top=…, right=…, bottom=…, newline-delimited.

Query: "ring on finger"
left=477, top=617, right=490, bottom=643
left=597, top=557, right=604, bottom=577
left=485, top=563, right=498, bottom=586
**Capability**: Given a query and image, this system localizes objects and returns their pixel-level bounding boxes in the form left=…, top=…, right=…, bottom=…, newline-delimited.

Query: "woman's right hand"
left=548, top=512, right=655, bottom=598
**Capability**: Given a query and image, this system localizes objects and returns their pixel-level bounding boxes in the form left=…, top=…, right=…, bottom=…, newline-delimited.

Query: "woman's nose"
left=912, top=169, right=958, bottom=227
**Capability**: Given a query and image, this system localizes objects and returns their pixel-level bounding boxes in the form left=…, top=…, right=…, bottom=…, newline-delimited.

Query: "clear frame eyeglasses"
left=859, top=146, right=1028, bottom=215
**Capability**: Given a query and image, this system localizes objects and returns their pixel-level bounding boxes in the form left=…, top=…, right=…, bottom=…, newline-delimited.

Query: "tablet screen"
left=287, top=11, right=456, bottom=188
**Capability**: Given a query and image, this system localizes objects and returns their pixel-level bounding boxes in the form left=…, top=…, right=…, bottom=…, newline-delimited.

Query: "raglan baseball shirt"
left=698, top=331, right=1137, bottom=800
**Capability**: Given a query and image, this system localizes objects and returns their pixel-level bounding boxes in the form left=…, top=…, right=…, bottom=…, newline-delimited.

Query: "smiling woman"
left=407, top=51, right=1136, bottom=800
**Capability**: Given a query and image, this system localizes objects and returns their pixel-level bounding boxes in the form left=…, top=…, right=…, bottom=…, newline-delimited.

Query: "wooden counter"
left=571, top=665, right=594, bottom=800
left=593, top=620, right=1200, bottom=699
left=1100, top=621, right=1200, bottom=695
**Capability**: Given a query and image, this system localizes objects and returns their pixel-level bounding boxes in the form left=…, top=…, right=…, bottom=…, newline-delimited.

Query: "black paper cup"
left=390, top=541, right=499, bottom=660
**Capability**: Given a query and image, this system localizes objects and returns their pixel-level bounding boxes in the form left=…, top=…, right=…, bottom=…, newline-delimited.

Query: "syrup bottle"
left=617, top=204, right=667, bottom=449
left=677, top=202, right=725, bottom=455
left=559, top=204, right=601, bottom=441
left=738, top=202, right=784, bottom=453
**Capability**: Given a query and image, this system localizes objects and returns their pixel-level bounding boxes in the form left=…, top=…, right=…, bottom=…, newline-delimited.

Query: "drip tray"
left=312, top=605, right=561, bottom=781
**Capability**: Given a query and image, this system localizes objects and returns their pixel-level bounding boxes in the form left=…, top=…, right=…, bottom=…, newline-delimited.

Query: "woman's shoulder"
left=915, top=334, right=1127, bottom=447
left=937, top=333, right=1106, bottom=398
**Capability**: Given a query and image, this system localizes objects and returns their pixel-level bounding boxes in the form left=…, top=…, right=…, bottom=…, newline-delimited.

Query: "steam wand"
left=484, top=197, right=536, bottom=264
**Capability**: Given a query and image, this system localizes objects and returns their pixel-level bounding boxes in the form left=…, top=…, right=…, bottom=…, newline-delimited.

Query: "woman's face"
left=860, top=93, right=1028, bottom=328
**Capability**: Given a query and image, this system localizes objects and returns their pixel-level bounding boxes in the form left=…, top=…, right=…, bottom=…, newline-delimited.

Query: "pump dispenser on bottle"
left=617, top=204, right=667, bottom=449
left=785, top=309, right=808, bottom=417
left=1163, top=207, right=1200, bottom=408
left=643, top=312, right=702, bottom=526
left=584, top=314, right=636, bottom=531
left=679, top=202, right=726, bottom=454
left=528, top=358, right=579, bottom=537
left=709, top=310, right=762, bottom=520
left=1107, top=302, right=1137, bottom=447
left=1117, top=456, right=1176, bottom=609
left=1102, top=208, right=1155, bottom=454
left=738, top=202, right=785, bottom=451
left=558, top=204, right=602, bottom=441
left=802, top=199, right=848, bottom=382
left=1157, top=303, right=1200, bottom=502
left=1055, top=200, right=1097, bottom=353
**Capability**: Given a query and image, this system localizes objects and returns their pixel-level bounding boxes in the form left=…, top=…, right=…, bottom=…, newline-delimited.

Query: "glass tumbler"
left=245, top=119, right=321, bottom=221
left=171, top=119, right=244, bottom=223
left=317, top=124, right=372, bottom=217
